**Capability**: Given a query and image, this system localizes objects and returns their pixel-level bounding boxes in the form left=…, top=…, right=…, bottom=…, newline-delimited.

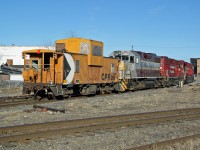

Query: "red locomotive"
left=184, top=62, right=194, bottom=83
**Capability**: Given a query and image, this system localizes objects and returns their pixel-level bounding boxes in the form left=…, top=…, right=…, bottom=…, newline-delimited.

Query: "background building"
left=0, top=45, right=54, bottom=82
left=0, top=45, right=54, bottom=65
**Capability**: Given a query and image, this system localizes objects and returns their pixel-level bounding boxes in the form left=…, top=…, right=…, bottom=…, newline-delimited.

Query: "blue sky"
left=0, top=0, right=200, bottom=61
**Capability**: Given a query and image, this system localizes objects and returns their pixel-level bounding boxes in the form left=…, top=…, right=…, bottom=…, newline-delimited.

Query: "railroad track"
left=0, top=107, right=200, bottom=144
left=0, top=93, right=115, bottom=108
left=0, top=83, right=198, bottom=108
left=0, top=98, right=60, bottom=108
left=129, top=134, right=200, bottom=150
left=0, top=95, right=33, bottom=101
left=0, top=95, right=33, bottom=108
left=0, top=95, right=84, bottom=108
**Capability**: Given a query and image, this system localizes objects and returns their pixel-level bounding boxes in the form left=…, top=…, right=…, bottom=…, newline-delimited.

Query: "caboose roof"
left=22, top=49, right=55, bottom=53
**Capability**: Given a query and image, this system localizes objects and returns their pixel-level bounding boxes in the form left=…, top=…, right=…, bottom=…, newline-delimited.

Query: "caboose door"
left=42, top=53, right=55, bottom=84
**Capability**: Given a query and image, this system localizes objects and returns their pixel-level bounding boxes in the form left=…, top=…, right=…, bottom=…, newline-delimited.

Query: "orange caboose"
left=22, top=38, right=119, bottom=99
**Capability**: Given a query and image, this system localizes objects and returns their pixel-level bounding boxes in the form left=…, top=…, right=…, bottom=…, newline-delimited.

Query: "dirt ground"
left=0, top=80, right=200, bottom=150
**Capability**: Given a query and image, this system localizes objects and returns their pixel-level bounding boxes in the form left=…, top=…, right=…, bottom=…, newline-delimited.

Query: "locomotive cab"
left=109, top=50, right=141, bottom=80
left=110, top=50, right=161, bottom=90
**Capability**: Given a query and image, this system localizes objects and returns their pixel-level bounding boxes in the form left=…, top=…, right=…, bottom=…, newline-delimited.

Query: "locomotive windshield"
left=115, top=56, right=121, bottom=60
left=115, top=55, right=135, bottom=63
left=122, top=56, right=129, bottom=61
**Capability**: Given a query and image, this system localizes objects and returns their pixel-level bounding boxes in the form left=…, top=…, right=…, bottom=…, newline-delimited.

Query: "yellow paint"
left=22, top=49, right=55, bottom=53
left=22, top=38, right=119, bottom=86
left=56, top=38, right=104, bottom=66
left=56, top=38, right=91, bottom=53
left=22, top=50, right=63, bottom=84
left=71, top=53, right=118, bottom=84
left=119, top=61, right=126, bottom=70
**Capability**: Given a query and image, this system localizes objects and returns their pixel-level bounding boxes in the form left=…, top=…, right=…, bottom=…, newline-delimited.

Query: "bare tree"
left=41, top=39, right=55, bottom=50
left=65, top=30, right=79, bottom=38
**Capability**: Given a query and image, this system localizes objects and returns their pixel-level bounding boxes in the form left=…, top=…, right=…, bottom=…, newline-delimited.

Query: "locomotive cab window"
left=130, top=56, right=134, bottom=63
left=122, top=56, right=129, bottom=61
left=115, top=56, right=122, bottom=60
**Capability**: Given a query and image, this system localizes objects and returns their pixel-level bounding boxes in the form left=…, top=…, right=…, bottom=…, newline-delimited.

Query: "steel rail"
left=0, top=92, right=115, bottom=108
left=0, top=108, right=200, bottom=144
left=128, top=134, right=200, bottom=150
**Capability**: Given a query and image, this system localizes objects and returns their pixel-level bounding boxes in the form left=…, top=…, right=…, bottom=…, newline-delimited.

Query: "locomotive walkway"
left=0, top=107, right=200, bottom=145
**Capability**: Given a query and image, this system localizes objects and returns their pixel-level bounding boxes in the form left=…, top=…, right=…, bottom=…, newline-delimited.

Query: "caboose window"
left=44, top=53, right=51, bottom=68
left=32, top=60, right=38, bottom=69
left=56, top=43, right=65, bottom=52
left=92, top=45, right=102, bottom=56
left=111, top=63, right=115, bottom=73
left=75, top=60, right=80, bottom=73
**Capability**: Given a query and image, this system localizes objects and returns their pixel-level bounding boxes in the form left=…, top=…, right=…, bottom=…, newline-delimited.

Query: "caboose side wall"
left=88, top=40, right=103, bottom=66
left=56, top=38, right=91, bottom=53
left=70, top=53, right=88, bottom=84
left=70, top=53, right=118, bottom=84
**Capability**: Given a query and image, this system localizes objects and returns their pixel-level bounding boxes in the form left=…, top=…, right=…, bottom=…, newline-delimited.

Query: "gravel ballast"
left=0, top=81, right=200, bottom=149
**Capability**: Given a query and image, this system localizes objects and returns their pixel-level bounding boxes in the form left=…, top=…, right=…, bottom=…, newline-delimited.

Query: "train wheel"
left=55, top=95, right=63, bottom=100
left=47, top=92, right=56, bottom=100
